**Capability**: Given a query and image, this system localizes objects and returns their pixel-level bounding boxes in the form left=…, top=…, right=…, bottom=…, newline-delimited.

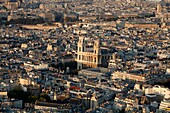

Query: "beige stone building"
left=76, top=36, right=114, bottom=69
left=5, top=0, right=20, bottom=10
left=157, top=0, right=170, bottom=23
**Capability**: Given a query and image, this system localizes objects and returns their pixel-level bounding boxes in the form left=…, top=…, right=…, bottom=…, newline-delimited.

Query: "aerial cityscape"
left=0, top=0, right=170, bottom=112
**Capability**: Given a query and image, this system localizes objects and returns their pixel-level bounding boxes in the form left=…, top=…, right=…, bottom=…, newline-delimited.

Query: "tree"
left=7, top=85, right=31, bottom=107
left=28, top=95, right=38, bottom=103
left=38, top=93, right=51, bottom=102
left=8, top=85, right=51, bottom=106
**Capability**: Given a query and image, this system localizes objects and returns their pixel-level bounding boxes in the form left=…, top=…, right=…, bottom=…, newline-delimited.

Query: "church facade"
left=76, top=36, right=115, bottom=69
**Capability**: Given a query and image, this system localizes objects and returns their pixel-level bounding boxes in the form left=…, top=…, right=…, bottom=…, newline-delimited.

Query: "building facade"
left=76, top=36, right=114, bottom=69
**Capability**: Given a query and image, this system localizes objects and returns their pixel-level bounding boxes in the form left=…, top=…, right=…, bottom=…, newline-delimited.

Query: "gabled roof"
left=0, top=6, right=7, bottom=10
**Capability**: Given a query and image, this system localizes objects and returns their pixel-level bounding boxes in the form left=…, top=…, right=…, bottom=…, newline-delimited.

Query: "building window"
left=102, top=56, right=104, bottom=60
left=83, top=47, right=84, bottom=51
left=79, top=47, right=81, bottom=52
left=94, top=58, right=96, bottom=62
left=79, top=55, right=81, bottom=60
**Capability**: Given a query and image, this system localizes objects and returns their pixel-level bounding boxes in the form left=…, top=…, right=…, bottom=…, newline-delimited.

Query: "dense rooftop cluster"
left=0, top=0, right=170, bottom=113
